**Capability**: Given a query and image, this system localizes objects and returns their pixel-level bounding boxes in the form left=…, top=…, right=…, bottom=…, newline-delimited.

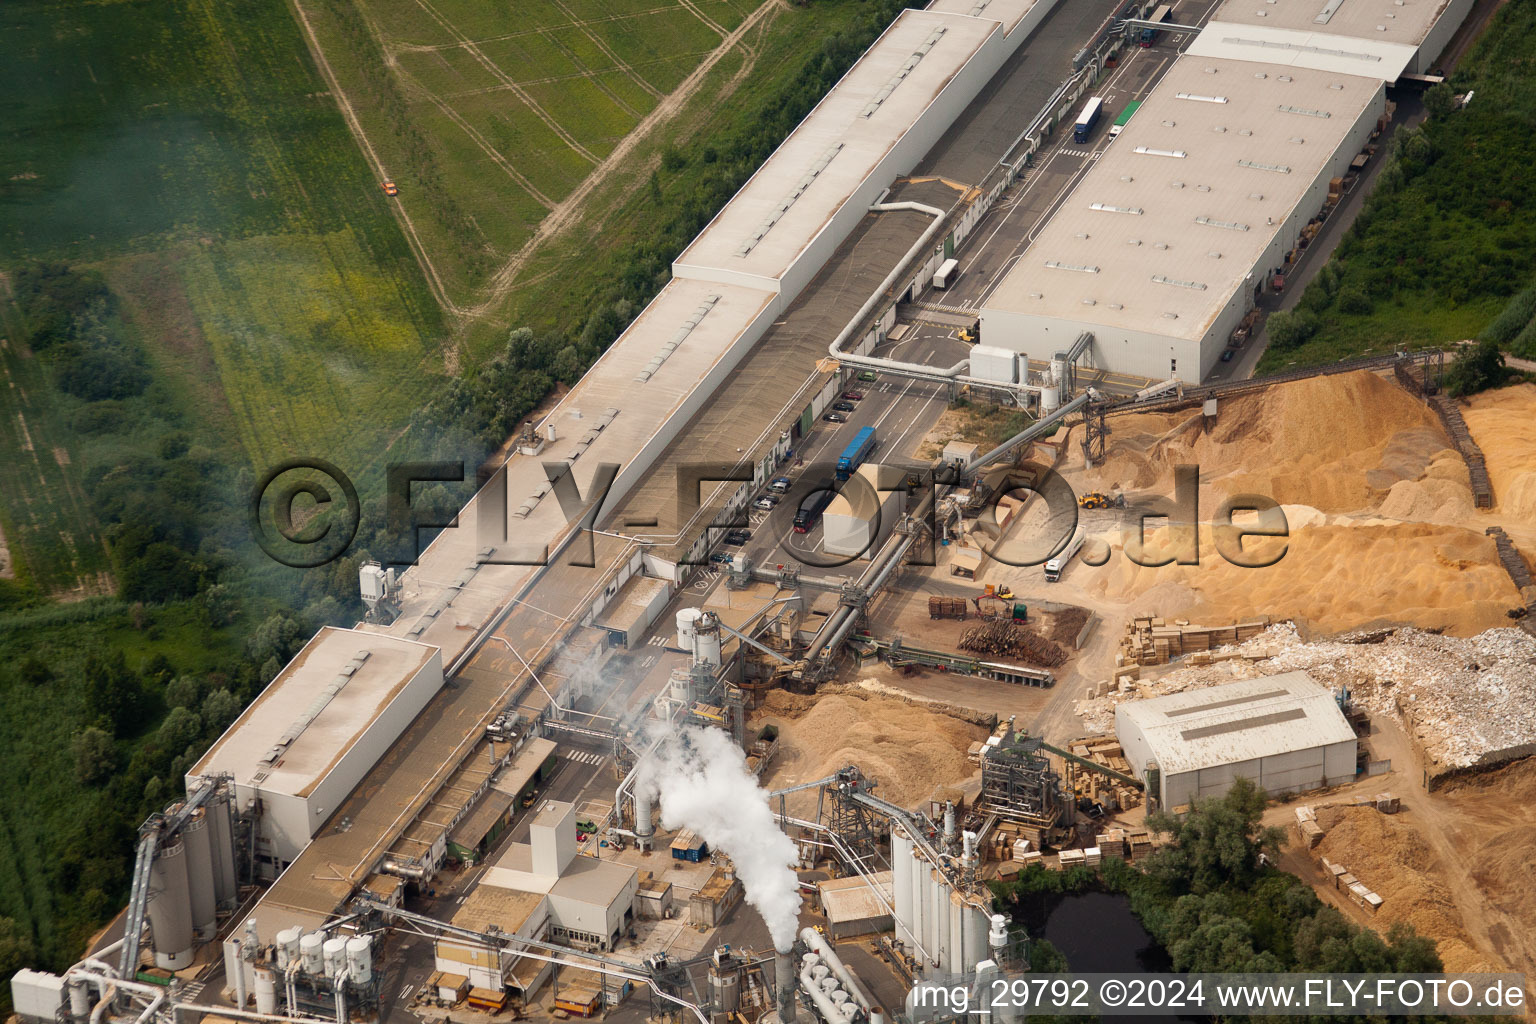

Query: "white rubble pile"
left=1075, top=623, right=1536, bottom=768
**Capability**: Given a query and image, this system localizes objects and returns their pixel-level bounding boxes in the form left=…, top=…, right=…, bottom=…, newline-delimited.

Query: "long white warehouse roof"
left=1189, top=0, right=1458, bottom=78
left=982, top=56, right=1380, bottom=342
left=1115, top=672, right=1356, bottom=776
left=193, top=626, right=440, bottom=797
left=673, top=9, right=1000, bottom=289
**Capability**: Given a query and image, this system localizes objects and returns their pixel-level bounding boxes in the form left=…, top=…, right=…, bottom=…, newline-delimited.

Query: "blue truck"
left=1073, top=96, right=1104, bottom=144
left=835, top=425, right=877, bottom=480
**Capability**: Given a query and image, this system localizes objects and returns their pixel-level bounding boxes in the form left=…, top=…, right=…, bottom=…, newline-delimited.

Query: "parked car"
left=725, top=529, right=752, bottom=545
left=709, top=552, right=733, bottom=565
left=858, top=370, right=878, bottom=383
left=822, top=412, right=847, bottom=423
left=840, top=391, right=865, bottom=401
left=769, top=476, right=792, bottom=494
left=1221, top=349, right=1235, bottom=362
left=753, top=496, right=778, bottom=510
left=832, top=401, right=856, bottom=413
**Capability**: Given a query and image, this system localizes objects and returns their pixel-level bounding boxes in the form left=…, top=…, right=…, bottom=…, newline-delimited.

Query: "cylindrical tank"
left=299, top=932, right=325, bottom=974
left=709, top=967, right=739, bottom=1013
left=181, top=812, right=218, bottom=937
left=148, top=838, right=195, bottom=970
left=990, top=913, right=1009, bottom=951
left=322, top=936, right=347, bottom=979
left=693, top=612, right=722, bottom=666
left=634, top=790, right=654, bottom=843
left=209, top=792, right=238, bottom=906
left=891, top=829, right=913, bottom=941
left=68, top=979, right=90, bottom=1020
left=276, top=927, right=302, bottom=970
left=870, top=1008, right=887, bottom=1024
left=965, top=904, right=990, bottom=971
left=946, top=892, right=964, bottom=974
left=942, top=803, right=955, bottom=847
left=345, top=936, right=373, bottom=985
left=1051, top=353, right=1069, bottom=394
left=676, top=608, right=704, bottom=650
left=1040, top=380, right=1061, bottom=415
left=254, top=968, right=277, bottom=1015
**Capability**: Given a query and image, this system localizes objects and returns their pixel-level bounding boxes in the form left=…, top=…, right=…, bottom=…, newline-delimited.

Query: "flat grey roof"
left=983, top=57, right=1379, bottom=341
left=1116, top=672, right=1356, bottom=776
left=927, top=0, right=1046, bottom=36
left=1203, top=0, right=1452, bottom=51
left=192, top=626, right=438, bottom=798
left=673, top=9, right=998, bottom=288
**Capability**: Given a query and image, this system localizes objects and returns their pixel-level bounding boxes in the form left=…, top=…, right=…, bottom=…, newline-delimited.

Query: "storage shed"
left=1115, top=673, right=1356, bottom=811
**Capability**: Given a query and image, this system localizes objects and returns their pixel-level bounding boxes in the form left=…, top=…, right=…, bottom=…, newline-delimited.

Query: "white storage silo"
left=148, top=838, right=195, bottom=970
left=345, top=936, right=373, bottom=985
left=891, top=829, right=913, bottom=941
left=254, top=968, right=278, bottom=1015
left=299, top=932, right=325, bottom=974
left=692, top=612, right=722, bottom=666
left=676, top=608, right=703, bottom=650
left=181, top=812, right=218, bottom=938
left=322, top=937, right=347, bottom=979
left=276, top=927, right=302, bottom=970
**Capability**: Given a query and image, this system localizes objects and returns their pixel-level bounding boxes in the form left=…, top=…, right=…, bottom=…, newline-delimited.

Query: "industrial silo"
left=322, top=937, right=347, bottom=979
left=299, top=932, right=325, bottom=974
left=181, top=812, right=218, bottom=938
left=147, top=838, right=195, bottom=969
left=208, top=791, right=239, bottom=906
left=345, top=936, right=372, bottom=986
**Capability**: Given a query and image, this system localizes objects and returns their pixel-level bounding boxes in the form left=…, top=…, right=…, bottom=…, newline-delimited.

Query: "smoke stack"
left=775, top=949, right=795, bottom=1019
left=942, top=802, right=956, bottom=850
left=634, top=790, right=654, bottom=852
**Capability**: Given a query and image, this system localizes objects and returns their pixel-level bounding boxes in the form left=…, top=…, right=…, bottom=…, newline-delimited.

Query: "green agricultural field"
left=0, top=0, right=444, bottom=591
left=297, top=0, right=750, bottom=305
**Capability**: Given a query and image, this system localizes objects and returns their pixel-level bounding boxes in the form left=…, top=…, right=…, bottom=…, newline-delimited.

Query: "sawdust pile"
left=1074, top=622, right=1536, bottom=769
left=1083, top=371, right=1455, bottom=513
left=753, top=689, right=986, bottom=813
left=1313, top=807, right=1499, bottom=973
left=1462, top=383, right=1536, bottom=520
left=1082, top=520, right=1519, bottom=636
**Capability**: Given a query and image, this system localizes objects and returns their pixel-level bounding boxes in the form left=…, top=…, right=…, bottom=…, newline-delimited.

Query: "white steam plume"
left=637, top=724, right=802, bottom=950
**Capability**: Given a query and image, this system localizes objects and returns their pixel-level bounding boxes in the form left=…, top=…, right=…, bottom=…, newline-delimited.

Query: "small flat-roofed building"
left=979, top=57, right=1383, bottom=381
left=823, top=464, right=906, bottom=558
left=817, top=872, right=895, bottom=939
left=1115, top=672, right=1357, bottom=810
left=189, top=626, right=443, bottom=877
left=1188, top=0, right=1474, bottom=79
left=435, top=884, right=552, bottom=994
left=592, top=575, right=673, bottom=648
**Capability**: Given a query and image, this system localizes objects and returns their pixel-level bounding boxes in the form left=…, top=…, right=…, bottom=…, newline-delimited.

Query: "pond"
left=1023, top=890, right=1171, bottom=973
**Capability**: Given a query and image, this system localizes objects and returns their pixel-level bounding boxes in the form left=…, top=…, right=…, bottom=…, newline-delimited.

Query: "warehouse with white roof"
left=979, top=57, right=1384, bottom=380
left=1115, top=672, right=1358, bottom=811
left=978, top=0, right=1472, bottom=382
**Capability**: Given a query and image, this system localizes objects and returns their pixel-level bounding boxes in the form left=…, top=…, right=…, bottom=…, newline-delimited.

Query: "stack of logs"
left=959, top=619, right=1068, bottom=666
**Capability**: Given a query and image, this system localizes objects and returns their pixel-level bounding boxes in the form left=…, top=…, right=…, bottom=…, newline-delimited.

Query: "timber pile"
left=958, top=620, right=1068, bottom=666
left=928, top=596, right=969, bottom=620
left=1118, top=616, right=1271, bottom=667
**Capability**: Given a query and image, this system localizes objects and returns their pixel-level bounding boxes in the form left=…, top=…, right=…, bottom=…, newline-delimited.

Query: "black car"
left=724, top=529, right=751, bottom=545
left=822, top=412, right=847, bottom=423
left=832, top=401, right=856, bottom=413
left=1221, top=349, right=1236, bottom=362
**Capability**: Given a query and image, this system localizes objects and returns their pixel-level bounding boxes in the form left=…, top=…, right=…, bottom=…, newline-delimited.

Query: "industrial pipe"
left=800, top=928, right=874, bottom=1013
left=827, top=203, right=971, bottom=380
left=799, top=966, right=852, bottom=1024
left=378, top=859, right=429, bottom=881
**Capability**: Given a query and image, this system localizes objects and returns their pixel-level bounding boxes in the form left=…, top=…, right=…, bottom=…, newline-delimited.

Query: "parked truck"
left=1044, top=527, right=1086, bottom=582
left=835, top=425, right=877, bottom=480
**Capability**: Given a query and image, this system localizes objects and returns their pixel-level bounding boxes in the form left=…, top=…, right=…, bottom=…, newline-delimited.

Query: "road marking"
left=647, top=635, right=667, bottom=646
left=399, top=984, right=416, bottom=1000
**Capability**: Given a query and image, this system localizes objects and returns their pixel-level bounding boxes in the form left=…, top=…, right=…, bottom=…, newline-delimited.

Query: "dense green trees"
left=1443, top=336, right=1510, bottom=397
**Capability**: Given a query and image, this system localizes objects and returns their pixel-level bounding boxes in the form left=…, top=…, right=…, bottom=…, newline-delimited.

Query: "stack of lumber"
left=958, top=620, right=1068, bottom=666
left=1118, top=616, right=1271, bottom=667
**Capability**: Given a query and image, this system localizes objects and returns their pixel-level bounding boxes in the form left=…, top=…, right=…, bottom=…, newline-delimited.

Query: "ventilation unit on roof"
left=733, top=145, right=842, bottom=257
left=1044, top=260, right=1100, bottom=273
left=1089, top=202, right=1143, bottom=214
left=1238, top=158, right=1291, bottom=173
left=1279, top=104, right=1332, bottom=118
left=860, top=29, right=946, bottom=118
left=1176, top=92, right=1228, bottom=103
left=1134, top=146, right=1188, bottom=158
left=1152, top=274, right=1208, bottom=291
left=1195, top=216, right=1250, bottom=231
left=635, top=295, right=720, bottom=382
